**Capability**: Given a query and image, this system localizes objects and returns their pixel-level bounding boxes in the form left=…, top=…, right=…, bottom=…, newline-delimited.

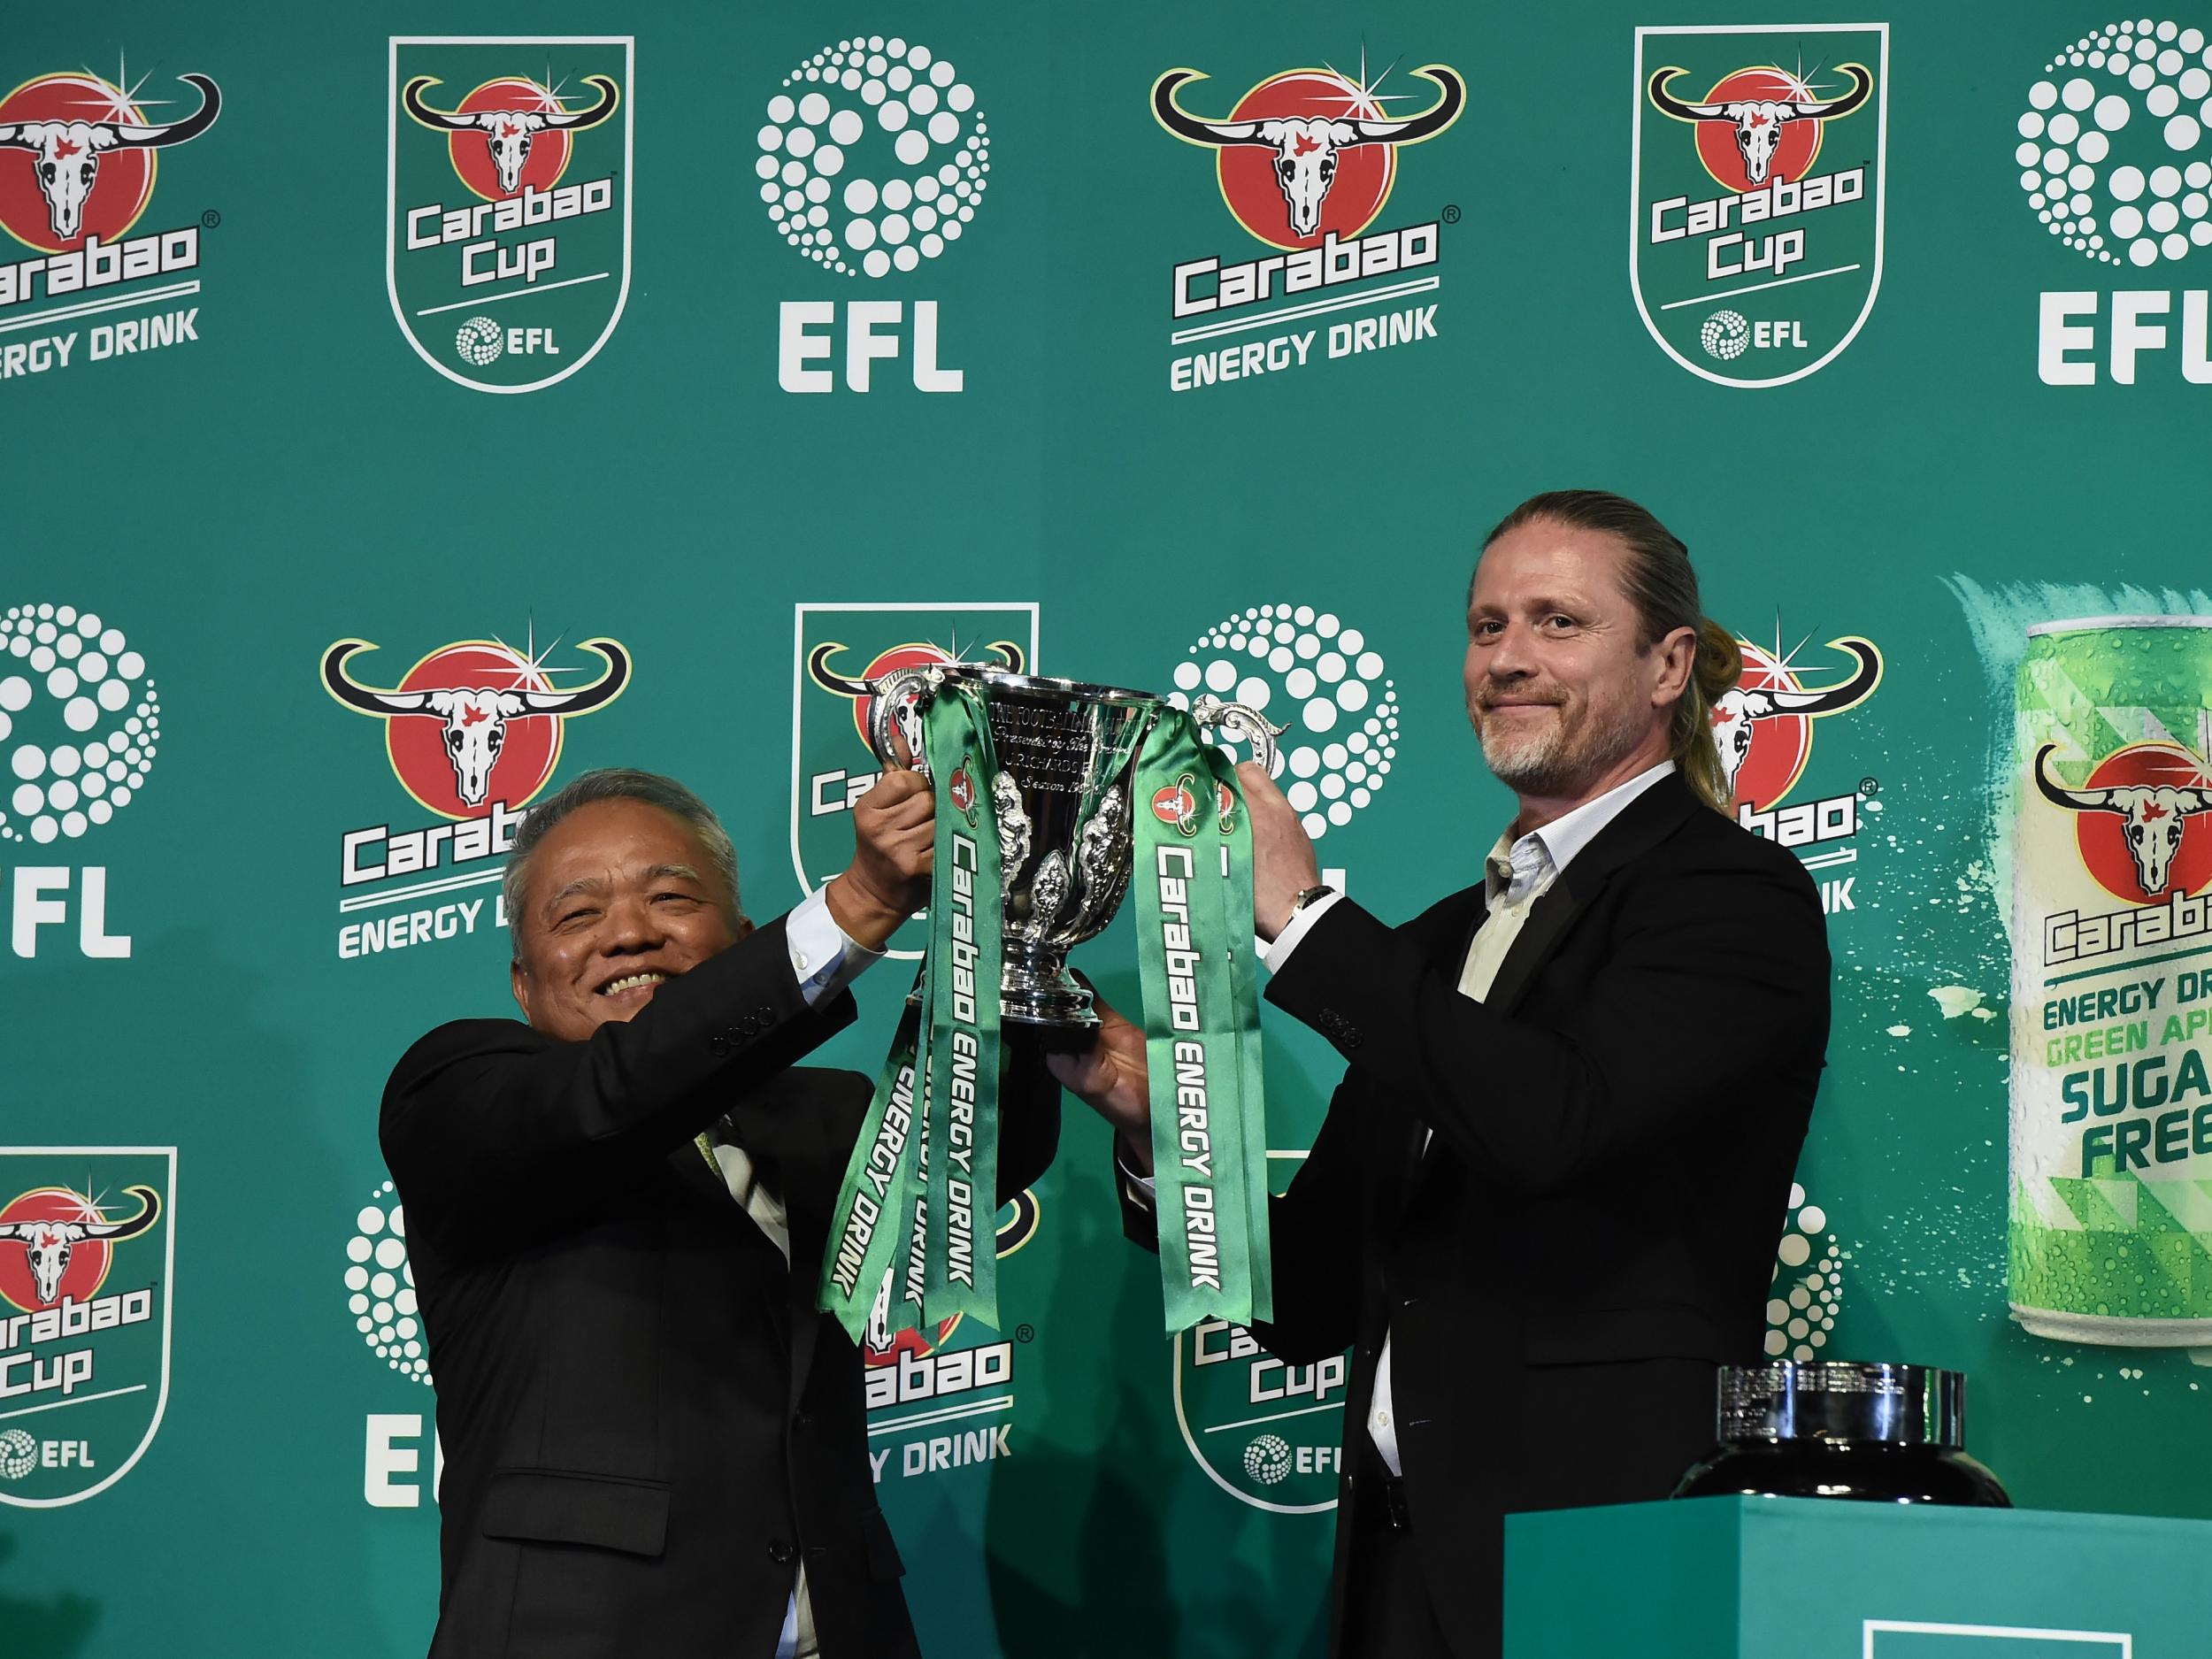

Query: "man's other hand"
left=1044, top=987, right=1155, bottom=1173
left=828, top=770, right=935, bottom=950
left=1239, top=761, right=1321, bottom=943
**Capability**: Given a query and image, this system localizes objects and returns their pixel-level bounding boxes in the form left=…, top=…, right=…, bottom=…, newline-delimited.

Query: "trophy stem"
left=1000, top=941, right=1098, bottom=1029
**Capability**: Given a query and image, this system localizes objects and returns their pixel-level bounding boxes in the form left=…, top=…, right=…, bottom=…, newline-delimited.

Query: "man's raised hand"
left=828, top=769, right=935, bottom=950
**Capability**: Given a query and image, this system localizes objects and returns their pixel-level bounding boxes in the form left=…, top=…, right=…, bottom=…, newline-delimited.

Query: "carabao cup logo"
left=2033, top=741, right=2212, bottom=903
left=1631, top=25, right=1887, bottom=388
left=1153, top=58, right=1463, bottom=250
left=0, top=63, right=219, bottom=254
left=2015, top=19, right=2212, bottom=269
left=388, top=37, right=633, bottom=392
left=322, top=635, right=629, bottom=819
left=0, top=1148, right=175, bottom=1509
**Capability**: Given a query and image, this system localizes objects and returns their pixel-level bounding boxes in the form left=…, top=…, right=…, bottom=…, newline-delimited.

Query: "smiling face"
left=1463, top=518, right=1690, bottom=812
left=508, top=796, right=747, bottom=1041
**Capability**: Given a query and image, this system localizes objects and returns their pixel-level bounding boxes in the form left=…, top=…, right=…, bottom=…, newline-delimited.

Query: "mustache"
left=1475, top=687, right=1566, bottom=711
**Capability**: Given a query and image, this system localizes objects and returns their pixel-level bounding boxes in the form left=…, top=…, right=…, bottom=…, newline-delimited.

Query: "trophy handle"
left=1190, top=695, right=1287, bottom=773
left=868, top=668, right=939, bottom=780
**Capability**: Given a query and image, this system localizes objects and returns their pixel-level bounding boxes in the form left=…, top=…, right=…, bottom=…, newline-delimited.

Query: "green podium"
left=1506, top=1497, right=2212, bottom=1656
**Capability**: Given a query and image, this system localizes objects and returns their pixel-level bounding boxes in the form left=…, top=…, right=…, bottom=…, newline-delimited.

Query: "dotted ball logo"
left=0, top=1428, right=34, bottom=1479
left=348, top=1181, right=428, bottom=1385
left=1, top=603, right=157, bottom=845
left=1170, top=603, right=1398, bottom=841
left=2017, top=19, right=2212, bottom=266
left=1701, top=310, right=1750, bottom=361
left=1243, top=1432, right=1292, bottom=1486
left=454, top=316, right=503, bottom=366
left=757, top=35, right=987, bottom=277
left=1765, top=1183, right=1845, bottom=1360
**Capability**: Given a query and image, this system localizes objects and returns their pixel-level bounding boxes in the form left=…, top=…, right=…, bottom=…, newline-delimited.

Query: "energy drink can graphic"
left=2012, top=617, right=2212, bottom=1345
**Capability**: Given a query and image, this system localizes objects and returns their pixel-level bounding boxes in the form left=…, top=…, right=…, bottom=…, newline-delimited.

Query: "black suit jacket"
left=1123, top=773, right=1829, bottom=1658
left=382, top=916, right=1059, bottom=1659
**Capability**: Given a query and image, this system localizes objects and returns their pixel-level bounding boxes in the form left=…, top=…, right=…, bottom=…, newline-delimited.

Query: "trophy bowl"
left=868, top=664, right=1277, bottom=1027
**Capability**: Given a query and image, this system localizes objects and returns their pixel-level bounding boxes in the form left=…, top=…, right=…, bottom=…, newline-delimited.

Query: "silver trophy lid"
left=934, top=663, right=1162, bottom=709
left=1717, top=1362, right=1965, bottom=1448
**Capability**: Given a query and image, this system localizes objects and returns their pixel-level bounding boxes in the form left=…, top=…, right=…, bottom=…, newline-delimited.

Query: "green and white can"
left=2012, top=617, right=2212, bottom=1346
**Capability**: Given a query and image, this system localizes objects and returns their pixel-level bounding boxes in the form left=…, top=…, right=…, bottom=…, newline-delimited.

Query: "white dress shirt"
left=699, top=880, right=882, bottom=1659
left=1269, top=761, right=1676, bottom=1478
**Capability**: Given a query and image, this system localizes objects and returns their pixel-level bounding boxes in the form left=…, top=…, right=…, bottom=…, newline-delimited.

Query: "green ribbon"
left=1132, top=710, right=1271, bottom=1330
left=818, top=677, right=1005, bottom=1342
left=818, top=979, right=922, bottom=1342
left=919, top=681, right=1003, bottom=1323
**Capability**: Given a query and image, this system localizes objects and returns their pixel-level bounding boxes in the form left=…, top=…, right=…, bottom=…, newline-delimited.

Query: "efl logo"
left=1167, top=602, right=1398, bottom=843
left=388, top=37, right=633, bottom=392
left=1156, top=49, right=1463, bottom=394
left=791, top=602, right=1035, bottom=957
left=0, top=54, right=219, bottom=383
left=2024, top=19, right=2212, bottom=383
left=1631, top=25, right=1887, bottom=388
left=2, top=602, right=158, bottom=960
left=0, top=1147, right=175, bottom=1509
left=1720, top=628, right=1882, bottom=914
left=769, top=34, right=984, bottom=394
left=319, top=627, right=629, bottom=962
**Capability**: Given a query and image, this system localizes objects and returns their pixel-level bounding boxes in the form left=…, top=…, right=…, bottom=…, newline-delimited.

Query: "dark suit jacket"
left=1122, top=772, right=1829, bottom=1658
left=382, top=915, right=1059, bottom=1659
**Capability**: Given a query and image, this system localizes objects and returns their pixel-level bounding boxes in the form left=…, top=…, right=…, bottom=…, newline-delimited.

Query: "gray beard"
left=1479, top=705, right=1647, bottom=798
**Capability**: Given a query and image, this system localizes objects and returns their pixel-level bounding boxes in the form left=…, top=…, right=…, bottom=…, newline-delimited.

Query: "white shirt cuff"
left=1259, top=889, right=1344, bottom=974
left=786, top=884, right=883, bottom=1008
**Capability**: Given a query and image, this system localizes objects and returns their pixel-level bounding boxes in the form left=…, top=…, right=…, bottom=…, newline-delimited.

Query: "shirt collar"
left=1484, top=760, right=1676, bottom=905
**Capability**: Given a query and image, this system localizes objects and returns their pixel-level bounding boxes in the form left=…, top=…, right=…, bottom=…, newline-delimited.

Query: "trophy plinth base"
left=1000, top=951, right=1097, bottom=1030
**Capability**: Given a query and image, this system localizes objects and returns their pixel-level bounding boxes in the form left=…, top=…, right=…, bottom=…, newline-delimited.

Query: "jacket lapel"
left=730, top=1083, right=841, bottom=1407
left=1480, top=772, right=1703, bottom=1016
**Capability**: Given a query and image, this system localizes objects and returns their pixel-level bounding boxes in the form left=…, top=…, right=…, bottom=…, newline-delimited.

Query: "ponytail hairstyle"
left=1479, top=489, right=1743, bottom=816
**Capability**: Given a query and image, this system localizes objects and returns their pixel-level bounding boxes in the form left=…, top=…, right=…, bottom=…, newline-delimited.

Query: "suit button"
left=1341, top=1026, right=1364, bottom=1049
left=768, top=1539, right=796, bottom=1565
left=757, top=1004, right=775, bottom=1021
left=793, top=1410, right=812, bottom=1432
left=709, top=1036, right=730, bottom=1056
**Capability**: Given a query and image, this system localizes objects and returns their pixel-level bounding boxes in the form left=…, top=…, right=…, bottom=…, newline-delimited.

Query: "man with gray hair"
left=382, top=766, right=1061, bottom=1659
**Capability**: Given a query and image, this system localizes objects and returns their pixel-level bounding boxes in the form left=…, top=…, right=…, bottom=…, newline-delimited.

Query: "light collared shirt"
left=699, top=880, right=881, bottom=1659
left=1271, top=761, right=1678, bottom=1479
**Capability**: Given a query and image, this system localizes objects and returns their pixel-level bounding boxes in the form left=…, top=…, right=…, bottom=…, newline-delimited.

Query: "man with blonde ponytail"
left=1052, top=490, right=1831, bottom=1659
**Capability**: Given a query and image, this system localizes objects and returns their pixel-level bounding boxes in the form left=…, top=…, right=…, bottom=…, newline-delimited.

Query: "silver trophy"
left=868, top=664, right=1280, bottom=1028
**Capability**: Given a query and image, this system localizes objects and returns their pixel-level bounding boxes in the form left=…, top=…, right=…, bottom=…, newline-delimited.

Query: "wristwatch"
left=1283, top=883, right=1335, bottom=935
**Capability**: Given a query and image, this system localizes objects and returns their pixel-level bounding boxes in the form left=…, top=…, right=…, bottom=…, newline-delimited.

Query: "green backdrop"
left=6, top=2, right=2212, bottom=1654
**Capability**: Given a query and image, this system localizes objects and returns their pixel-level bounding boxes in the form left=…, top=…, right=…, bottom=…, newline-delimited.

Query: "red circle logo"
left=2072, top=745, right=2212, bottom=904
left=1217, top=71, right=1395, bottom=250
left=1153, top=780, right=1197, bottom=830
left=1717, top=639, right=1813, bottom=812
left=387, top=641, right=565, bottom=820
left=1691, top=68, right=1825, bottom=193
left=447, top=79, right=573, bottom=202
left=0, top=1187, right=118, bottom=1312
left=0, top=73, right=157, bottom=253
